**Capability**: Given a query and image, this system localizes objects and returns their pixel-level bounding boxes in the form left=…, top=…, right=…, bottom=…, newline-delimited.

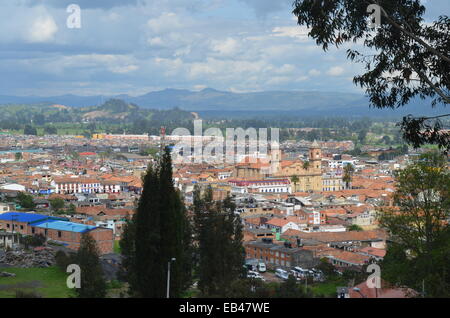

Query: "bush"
left=15, top=290, right=42, bottom=298
left=55, top=250, right=76, bottom=271
left=21, top=234, right=46, bottom=249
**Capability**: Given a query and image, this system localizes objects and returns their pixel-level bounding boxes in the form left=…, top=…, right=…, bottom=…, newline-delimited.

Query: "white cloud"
left=327, top=66, right=345, bottom=76
left=147, top=12, right=184, bottom=34
left=272, top=26, right=310, bottom=41
left=211, top=37, right=239, bottom=56
left=308, top=69, right=321, bottom=76
left=26, top=15, right=58, bottom=43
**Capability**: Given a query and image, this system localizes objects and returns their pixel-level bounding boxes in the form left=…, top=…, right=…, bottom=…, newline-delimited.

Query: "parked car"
left=275, top=268, right=289, bottom=280
left=293, top=266, right=307, bottom=278
left=247, top=270, right=265, bottom=281
left=258, top=262, right=266, bottom=273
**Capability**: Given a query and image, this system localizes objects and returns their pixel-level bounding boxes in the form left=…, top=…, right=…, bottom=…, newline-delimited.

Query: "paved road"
left=261, top=271, right=283, bottom=283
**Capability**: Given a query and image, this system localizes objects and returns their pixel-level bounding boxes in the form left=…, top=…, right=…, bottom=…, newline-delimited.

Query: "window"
left=20, top=225, right=24, bottom=230
left=31, top=227, right=35, bottom=234
left=58, top=231, right=62, bottom=238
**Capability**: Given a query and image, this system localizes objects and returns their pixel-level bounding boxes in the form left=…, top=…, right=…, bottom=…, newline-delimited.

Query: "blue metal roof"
left=31, top=220, right=97, bottom=233
left=0, top=212, right=63, bottom=224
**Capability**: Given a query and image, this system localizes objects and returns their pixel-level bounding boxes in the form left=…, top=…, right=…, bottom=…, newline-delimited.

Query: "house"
left=0, top=202, right=14, bottom=214
left=0, top=212, right=114, bottom=254
left=264, top=218, right=301, bottom=234
left=347, top=279, right=417, bottom=298
left=244, top=239, right=318, bottom=269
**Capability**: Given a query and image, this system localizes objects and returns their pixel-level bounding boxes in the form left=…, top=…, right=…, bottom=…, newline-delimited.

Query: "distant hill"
left=0, top=99, right=194, bottom=126
left=0, top=88, right=443, bottom=117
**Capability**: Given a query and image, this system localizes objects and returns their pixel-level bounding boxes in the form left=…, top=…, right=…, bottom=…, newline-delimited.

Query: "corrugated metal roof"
left=31, top=220, right=97, bottom=233
left=0, top=212, right=53, bottom=224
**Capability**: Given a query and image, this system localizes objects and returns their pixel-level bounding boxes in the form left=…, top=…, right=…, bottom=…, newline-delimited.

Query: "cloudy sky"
left=0, top=0, right=447, bottom=96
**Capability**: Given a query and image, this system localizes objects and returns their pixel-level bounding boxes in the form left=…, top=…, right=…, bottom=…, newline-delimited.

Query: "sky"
left=0, top=0, right=448, bottom=96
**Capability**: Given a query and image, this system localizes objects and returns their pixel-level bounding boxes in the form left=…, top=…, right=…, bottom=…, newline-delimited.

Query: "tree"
left=379, top=151, right=450, bottom=297
left=120, top=147, right=192, bottom=298
left=348, top=224, right=363, bottom=232
left=316, top=258, right=336, bottom=279
left=23, top=125, right=37, bottom=136
left=228, top=278, right=270, bottom=298
left=382, top=135, right=392, bottom=145
left=290, top=175, right=300, bottom=192
left=17, top=192, right=35, bottom=210
left=14, top=152, right=22, bottom=161
left=66, top=203, right=77, bottom=215
left=342, top=163, right=355, bottom=189
left=75, top=233, right=107, bottom=298
left=118, top=216, right=136, bottom=284
left=302, top=161, right=310, bottom=170
left=193, top=186, right=246, bottom=297
left=293, top=1, right=449, bottom=151
left=276, top=275, right=312, bottom=298
left=44, top=126, right=58, bottom=135
left=358, top=129, right=368, bottom=144
left=49, top=198, right=65, bottom=213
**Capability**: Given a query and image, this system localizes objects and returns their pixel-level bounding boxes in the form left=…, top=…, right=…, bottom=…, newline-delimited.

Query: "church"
left=232, top=141, right=323, bottom=192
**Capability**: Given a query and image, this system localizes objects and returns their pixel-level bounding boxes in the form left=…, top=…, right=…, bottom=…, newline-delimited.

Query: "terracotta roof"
left=349, top=279, right=417, bottom=298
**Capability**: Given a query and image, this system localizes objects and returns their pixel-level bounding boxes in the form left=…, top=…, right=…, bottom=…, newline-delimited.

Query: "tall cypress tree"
left=121, top=147, right=192, bottom=297
left=75, top=233, right=107, bottom=298
left=194, top=186, right=245, bottom=297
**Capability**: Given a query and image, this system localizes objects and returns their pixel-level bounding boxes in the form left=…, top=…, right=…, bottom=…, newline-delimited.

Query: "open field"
left=0, top=266, right=75, bottom=298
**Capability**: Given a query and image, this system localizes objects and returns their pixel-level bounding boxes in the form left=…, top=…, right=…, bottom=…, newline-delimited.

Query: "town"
left=0, top=0, right=448, bottom=304
left=0, top=126, right=439, bottom=298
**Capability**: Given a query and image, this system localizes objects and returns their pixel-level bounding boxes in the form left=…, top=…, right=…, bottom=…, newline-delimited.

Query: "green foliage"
left=15, top=290, right=42, bottom=298
left=193, top=186, right=245, bottom=297
left=21, top=234, right=46, bottom=249
left=54, top=250, right=76, bottom=272
left=293, top=0, right=450, bottom=150
left=23, top=125, right=37, bottom=136
left=43, top=126, right=58, bottom=135
left=17, top=192, right=36, bottom=210
left=316, top=258, right=336, bottom=278
left=74, top=233, right=107, bottom=298
left=342, top=163, right=355, bottom=188
left=379, top=151, right=450, bottom=297
left=347, top=224, right=363, bottom=232
left=65, top=203, right=77, bottom=215
left=276, top=275, right=313, bottom=298
left=0, top=266, right=75, bottom=298
left=120, top=147, right=192, bottom=298
left=49, top=198, right=65, bottom=213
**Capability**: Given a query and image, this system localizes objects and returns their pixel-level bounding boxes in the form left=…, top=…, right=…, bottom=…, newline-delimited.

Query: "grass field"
left=0, top=266, right=75, bottom=298
left=310, top=278, right=346, bottom=297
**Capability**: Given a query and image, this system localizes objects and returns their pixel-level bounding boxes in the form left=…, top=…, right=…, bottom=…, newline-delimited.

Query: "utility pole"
left=166, top=257, right=176, bottom=298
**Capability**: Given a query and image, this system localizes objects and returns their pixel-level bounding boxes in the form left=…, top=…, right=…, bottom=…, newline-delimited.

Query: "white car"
left=275, top=268, right=289, bottom=280
left=258, top=262, right=266, bottom=273
left=247, top=271, right=265, bottom=281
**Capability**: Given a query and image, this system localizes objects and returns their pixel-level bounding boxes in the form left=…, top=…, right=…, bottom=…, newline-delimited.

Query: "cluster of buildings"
left=0, top=131, right=419, bottom=287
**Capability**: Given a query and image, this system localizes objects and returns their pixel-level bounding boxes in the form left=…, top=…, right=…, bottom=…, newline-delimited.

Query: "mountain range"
left=0, top=88, right=442, bottom=117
